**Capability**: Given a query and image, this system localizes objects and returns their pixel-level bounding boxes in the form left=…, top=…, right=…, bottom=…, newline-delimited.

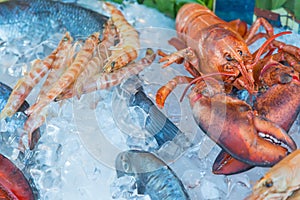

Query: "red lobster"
left=214, top=57, right=300, bottom=174
left=156, top=3, right=300, bottom=173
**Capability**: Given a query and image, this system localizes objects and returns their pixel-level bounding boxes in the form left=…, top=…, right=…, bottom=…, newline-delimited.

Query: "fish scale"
left=115, top=150, right=190, bottom=200
left=143, top=168, right=189, bottom=200
left=0, top=0, right=108, bottom=40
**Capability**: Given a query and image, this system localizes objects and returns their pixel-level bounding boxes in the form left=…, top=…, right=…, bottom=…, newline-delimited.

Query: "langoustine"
left=246, top=149, right=300, bottom=200
left=102, top=2, right=140, bottom=73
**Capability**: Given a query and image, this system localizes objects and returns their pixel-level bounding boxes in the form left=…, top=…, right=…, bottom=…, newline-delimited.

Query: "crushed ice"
left=0, top=0, right=300, bottom=200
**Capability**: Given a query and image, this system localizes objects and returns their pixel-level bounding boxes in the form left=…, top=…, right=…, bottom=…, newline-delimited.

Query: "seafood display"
left=0, top=2, right=154, bottom=149
left=115, top=150, right=190, bottom=200
left=246, top=149, right=300, bottom=200
left=1, top=0, right=300, bottom=199
left=156, top=3, right=300, bottom=174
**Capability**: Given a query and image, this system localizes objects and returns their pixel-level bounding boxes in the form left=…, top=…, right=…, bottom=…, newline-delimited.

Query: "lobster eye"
left=225, top=54, right=233, bottom=61
left=237, top=50, right=243, bottom=56
left=264, top=179, right=273, bottom=188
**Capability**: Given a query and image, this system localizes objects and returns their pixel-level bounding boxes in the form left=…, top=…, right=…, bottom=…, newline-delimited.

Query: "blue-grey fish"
left=128, top=87, right=192, bottom=148
left=0, top=0, right=108, bottom=41
left=115, top=149, right=190, bottom=200
left=0, top=82, right=40, bottom=149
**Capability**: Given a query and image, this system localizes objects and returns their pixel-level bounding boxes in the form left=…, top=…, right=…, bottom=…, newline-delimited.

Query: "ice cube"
left=35, top=143, right=62, bottom=167
left=41, top=168, right=61, bottom=189
left=181, top=170, right=205, bottom=189
left=126, top=133, right=158, bottom=151
left=200, top=179, right=221, bottom=199
left=0, top=118, right=7, bottom=132
left=225, top=174, right=251, bottom=199
left=110, top=176, right=137, bottom=199
left=0, top=51, right=18, bottom=71
left=7, top=62, right=27, bottom=77
left=157, top=141, right=183, bottom=162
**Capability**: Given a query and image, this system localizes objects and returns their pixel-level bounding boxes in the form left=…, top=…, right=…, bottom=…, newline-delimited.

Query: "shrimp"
left=56, top=48, right=156, bottom=100
left=23, top=106, right=48, bottom=149
left=73, top=19, right=119, bottom=98
left=23, top=37, right=77, bottom=142
left=36, top=39, right=77, bottom=102
left=0, top=32, right=73, bottom=119
left=25, top=32, right=99, bottom=116
left=81, top=48, right=155, bottom=93
left=246, top=149, right=300, bottom=200
left=102, top=2, right=140, bottom=72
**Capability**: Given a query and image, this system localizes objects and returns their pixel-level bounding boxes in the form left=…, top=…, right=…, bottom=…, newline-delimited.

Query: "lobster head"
left=195, top=24, right=255, bottom=93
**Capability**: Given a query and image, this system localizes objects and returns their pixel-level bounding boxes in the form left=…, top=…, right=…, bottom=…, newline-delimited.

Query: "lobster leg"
left=254, top=41, right=300, bottom=73
left=284, top=53, right=300, bottom=72
left=157, top=49, right=184, bottom=64
left=168, top=37, right=188, bottom=51
left=158, top=47, right=200, bottom=72
left=244, top=18, right=300, bottom=73
left=244, top=17, right=274, bottom=45
left=156, top=75, right=193, bottom=108
left=158, top=48, right=201, bottom=78
left=272, top=40, right=300, bottom=60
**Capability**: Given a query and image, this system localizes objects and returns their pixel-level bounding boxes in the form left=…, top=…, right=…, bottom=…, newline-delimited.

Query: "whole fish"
left=115, top=150, right=190, bottom=200
left=128, top=86, right=192, bottom=149
left=128, top=87, right=181, bottom=146
left=0, top=0, right=108, bottom=41
left=0, top=81, right=40, bottom=149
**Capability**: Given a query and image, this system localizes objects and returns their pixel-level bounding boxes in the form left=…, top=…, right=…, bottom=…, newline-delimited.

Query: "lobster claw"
left=213, top=68, right=300, bottom=175
left=189, top=86, right=297, bottom=167
left=223, top=113, right=296, bottom=166
left=212, top=113, right=298, bottom=175
left=212, top=150, right=253, bottom=175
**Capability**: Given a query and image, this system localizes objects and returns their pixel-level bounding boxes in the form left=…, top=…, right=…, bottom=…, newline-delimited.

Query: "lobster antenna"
left=180, top=72, right=232, bottom=102
left=251, top=31, right=292, bottom=68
